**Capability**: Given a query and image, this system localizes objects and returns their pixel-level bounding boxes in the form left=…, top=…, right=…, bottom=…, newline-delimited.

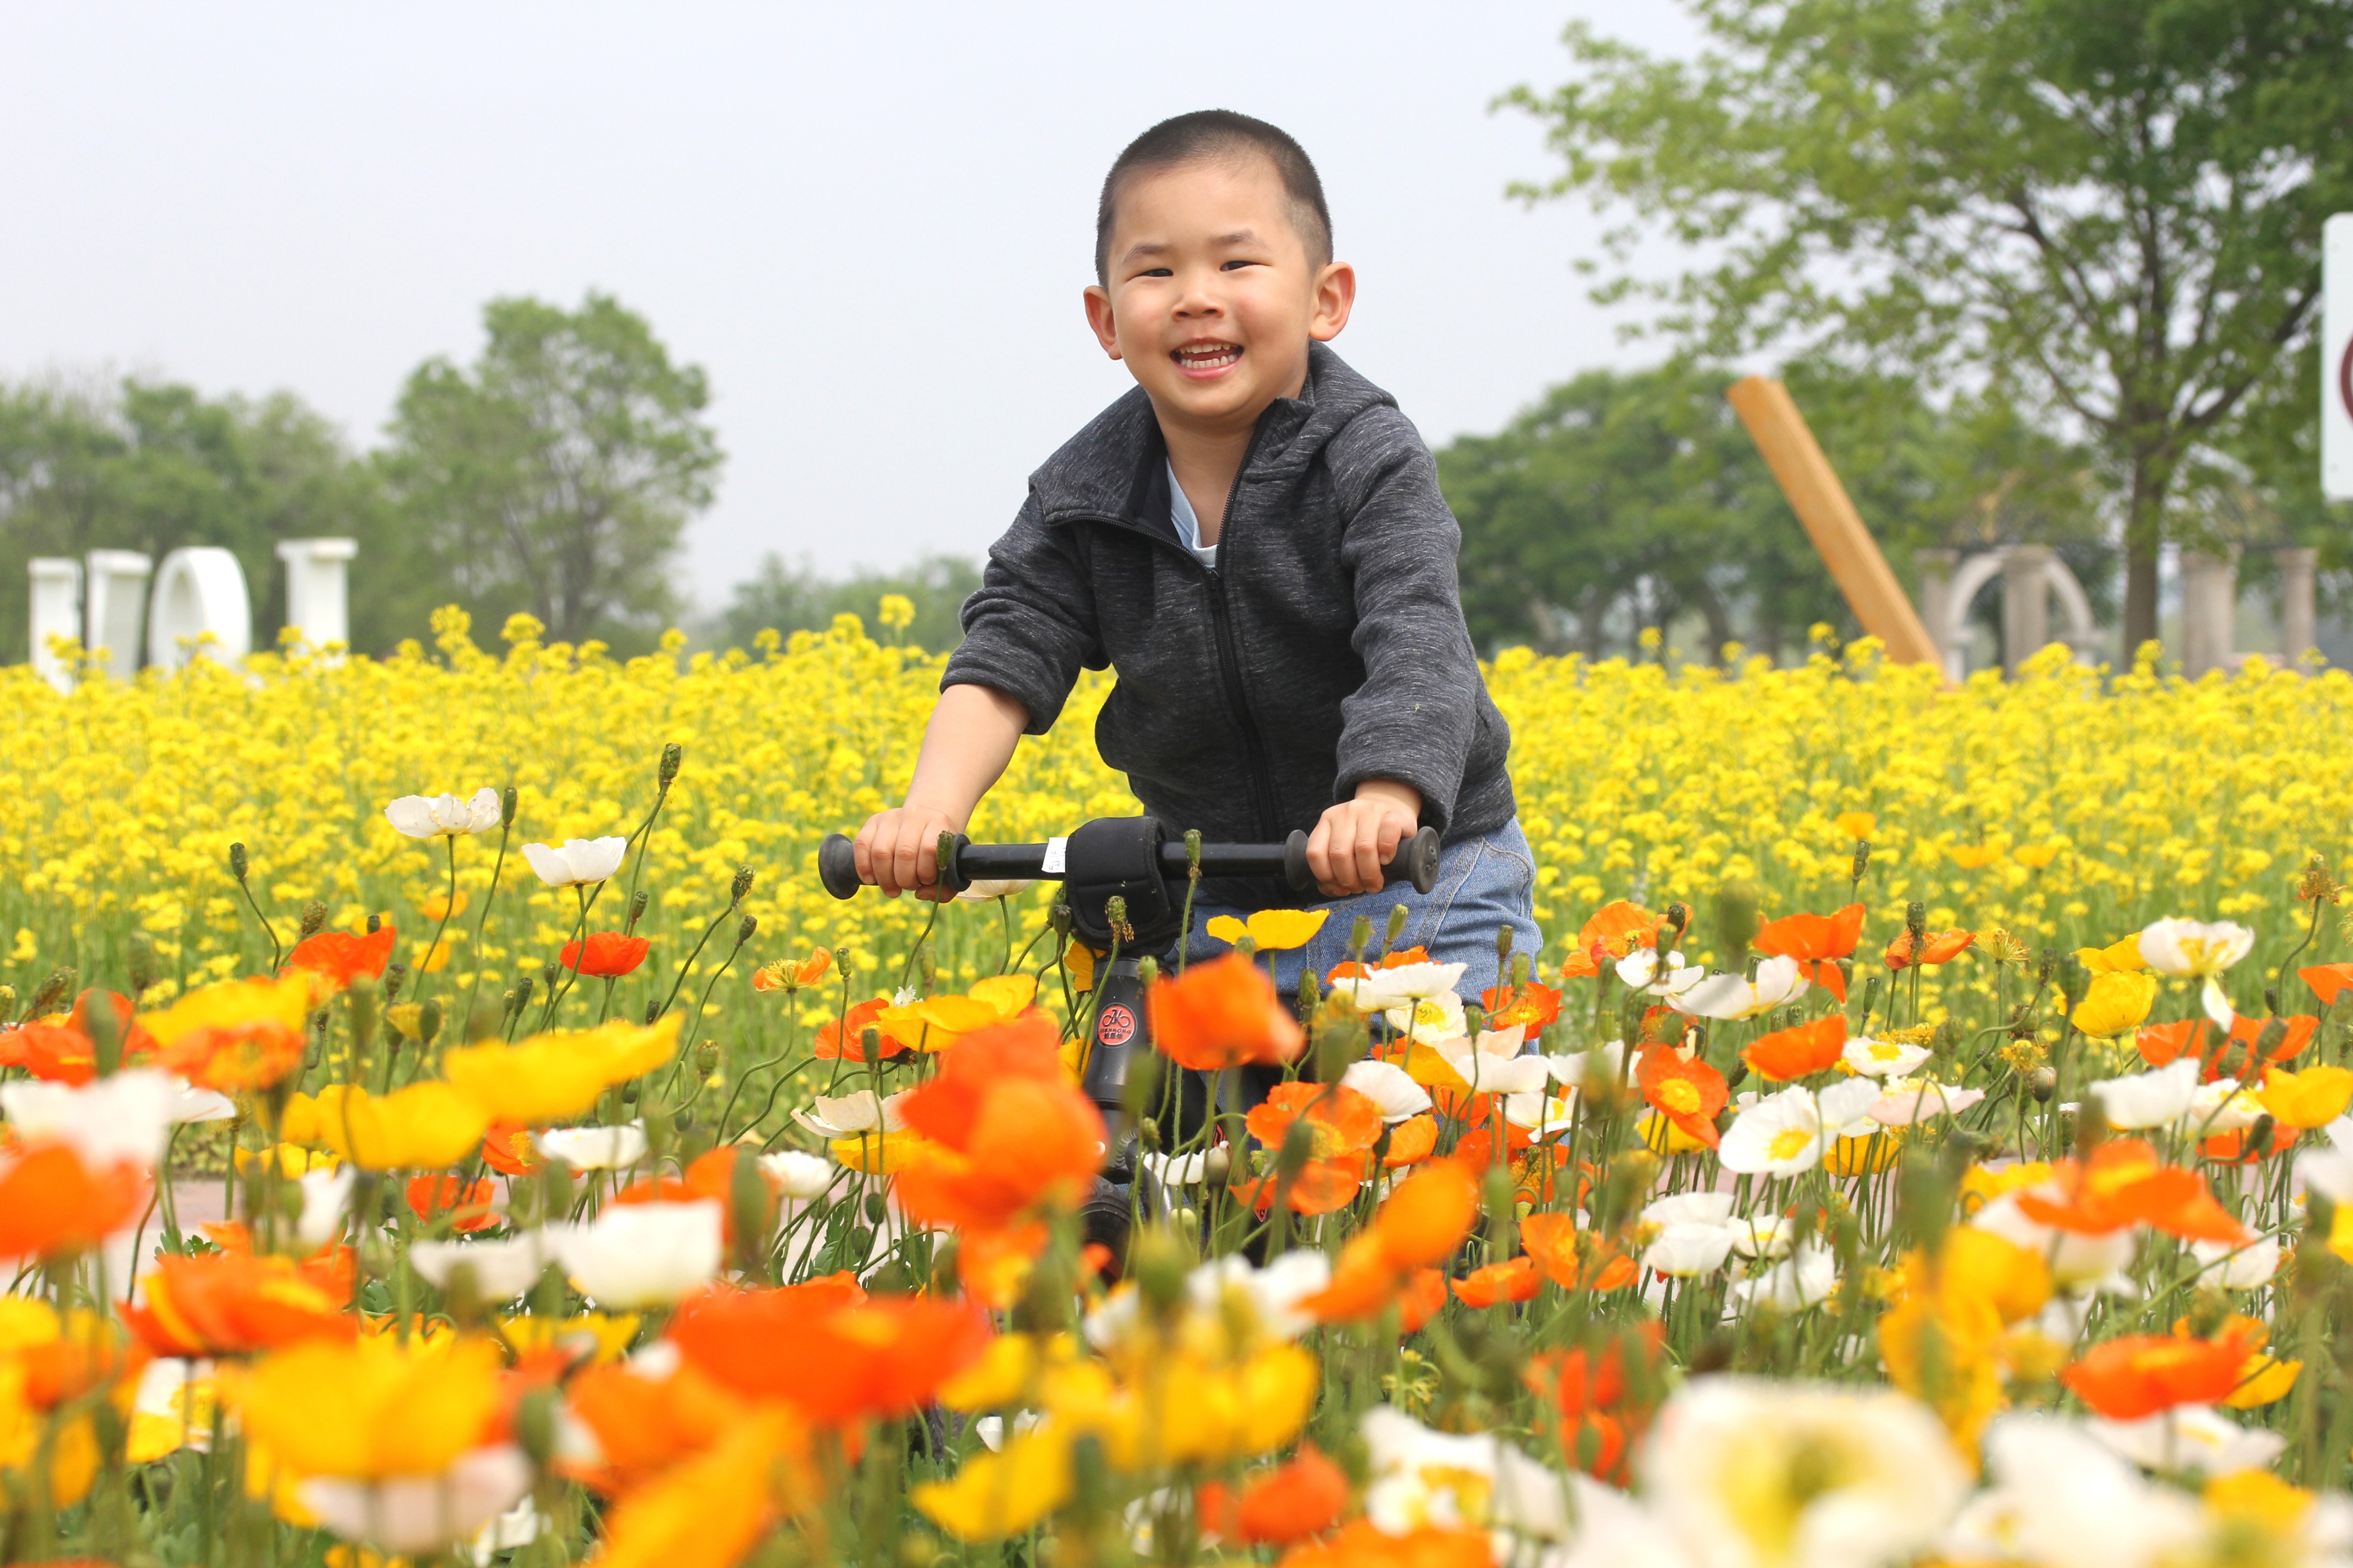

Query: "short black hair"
left=1095, top=110, right=1332, bottom=284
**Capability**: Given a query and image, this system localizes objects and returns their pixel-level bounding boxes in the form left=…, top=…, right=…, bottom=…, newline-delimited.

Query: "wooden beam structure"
left=1726, top=376, right=1945, bottom=673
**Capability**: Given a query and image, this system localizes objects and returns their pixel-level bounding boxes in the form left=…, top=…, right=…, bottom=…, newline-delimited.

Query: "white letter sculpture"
left=275, top=538, right=357, bottom=653
left=84, top=551, right=153, bottom=681
left=147, top=547, right=252, bottom=672
left=28, top=558, right=83, bottom=694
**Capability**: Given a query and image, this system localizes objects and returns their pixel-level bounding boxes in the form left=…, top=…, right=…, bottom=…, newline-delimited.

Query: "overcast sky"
left=0, top=2, right=1701, bottom=607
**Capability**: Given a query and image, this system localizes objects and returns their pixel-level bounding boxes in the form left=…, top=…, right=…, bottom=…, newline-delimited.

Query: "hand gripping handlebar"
left=815, top=822, right=1441, bottom=901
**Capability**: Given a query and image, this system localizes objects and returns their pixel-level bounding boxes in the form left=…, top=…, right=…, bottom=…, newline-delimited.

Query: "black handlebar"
left=817, top=824, right=1441, bottom=902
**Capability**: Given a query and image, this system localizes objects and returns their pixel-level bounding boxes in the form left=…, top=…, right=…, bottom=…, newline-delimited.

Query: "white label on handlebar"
left=1041, top=837, right=1068, bottom=875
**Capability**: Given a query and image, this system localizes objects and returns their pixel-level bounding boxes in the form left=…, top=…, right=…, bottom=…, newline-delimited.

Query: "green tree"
left=1507, top=0, right=2353, bottom=654
left=0, top=378, right=397, bottom=660
left=1438, top=362, right=2095, bottom=660
left=384, top=293, right=722, bottom=648
left=714, top=552, right=981, bottom=655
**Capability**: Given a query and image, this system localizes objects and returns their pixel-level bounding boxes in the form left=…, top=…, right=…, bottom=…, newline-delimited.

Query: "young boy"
left=852, top=110, right=1537, bottom=1001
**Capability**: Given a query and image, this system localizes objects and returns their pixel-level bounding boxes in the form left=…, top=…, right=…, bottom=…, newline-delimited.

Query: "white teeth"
left=1176, top=344, right=1242, bottom=368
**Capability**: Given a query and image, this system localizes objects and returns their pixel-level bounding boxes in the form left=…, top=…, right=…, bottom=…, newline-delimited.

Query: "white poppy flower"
left=1950, top=1415, right=2202, bottom=1568
left=1644, top=1191, right=1735, bottom=1229
left=1186, top=1252, right=1332, bottom=1343
left=1344, top=960, right=1469, bottom=1010
left=2299, top=1118, right=2353, bottom=1203
left=955, top=879, right=1036, bottom=901
left=1502, top=1089, right=1578, bottom=1134
left=2085, top=1404, right=2286, bottom=1477
left=296, top=1165, right=355, bottom=1251
left=1384, top=989, right=1467, bottom=1045
left=1432, top=1026, right=1548, bottom=1095
left=554, top=1200, right=723, bottom=1308
left=1617, top=947, right=1706, bottom=1001
left=411, top=1228, right=572, bottom=1303
left=1729, top=1211, right=1793, bottom=1260
left=1841, top=1036, right=1931, bottom=1079
left=521, top=836, right=628, bottom=887
left=2138, top=918, right=2255, bottom=978
left=1340, top=1060, right=1433, bottom=1122
left=1672, top=955, right=1810, bottom=1020
left=383, top=788, right=503, bottom=839
left=757, top=1150, right=835, bottom=1201
left=1644, top=1222, right=1738, bottom=1277
left=795, top=1090, right=909, bottom=1140
left=2190, top=1233, right=2281, bottom=1290
left=1546, top=1041, right=1630, bottom=1093
left=1970, top=1192, right=2136, bottom=1287
left=465, top=1499, right=547, bottom=1567
left=2188, top=1077, right=2264, bottom=1134
left=301, top=1446, right=534, bottom=1555
left=1719, top=1086, right=1833, bottom=1176
left=2090, top=1057, right=2200, bottom=1130
left=1362, top=1407, right=1570, bottom=1542
left=1141, top=1149, right=1211, bottom=1187
left=170, top=1083, right=237, bottom=1124
left=534, top=1121, right=648, bottom=1171
left=1, top=1068, right=178, bottom=1169
left=1868, top=1078, right=1986, bottom=1127
left=1728, top=1245, right=1838, bottom=1312
left=1647, top=1379, right=1965, bottom=1568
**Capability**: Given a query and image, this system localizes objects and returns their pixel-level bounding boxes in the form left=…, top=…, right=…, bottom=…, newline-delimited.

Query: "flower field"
left=3, top=609, right=2353, bottom=1566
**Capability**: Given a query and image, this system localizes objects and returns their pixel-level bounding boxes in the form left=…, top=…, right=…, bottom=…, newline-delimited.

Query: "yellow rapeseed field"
left=4, top=609, right=2345, bottom=1024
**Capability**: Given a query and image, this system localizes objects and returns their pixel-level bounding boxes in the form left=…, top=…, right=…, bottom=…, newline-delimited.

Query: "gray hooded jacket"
left=942, top=343, right=1515, bottom=904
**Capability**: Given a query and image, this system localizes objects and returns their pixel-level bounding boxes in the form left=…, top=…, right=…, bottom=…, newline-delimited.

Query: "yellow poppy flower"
left=308, top=1082, right=491, bottom=1171
left=1948, top=844, right=2003, bottom=870
left=914, top=1426, right=1074, bottom=1541
left=1834, top=810, right=1876, bottom=841
left=1205, top=908, right=1330, bottom=951
left=141, top=972, right=316, bottom=1048
left=878, top=974, right=1037, bottom=1052
left=2257, top=1066, right=2353, bottom=1130
left=2074, top=935, right=2147, bottom=975
left=2071, top=971, right=2158, bottom=1038
left=2012, top=842, right=2062, bottom=869
left=221, top=1334, right=504, bottom=1478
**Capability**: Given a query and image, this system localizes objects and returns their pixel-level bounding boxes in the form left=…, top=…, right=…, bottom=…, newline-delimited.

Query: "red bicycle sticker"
left=1098, top=1004, right=1137, bottom=1047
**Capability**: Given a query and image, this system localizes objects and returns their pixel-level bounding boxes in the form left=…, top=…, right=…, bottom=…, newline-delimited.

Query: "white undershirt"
left=1167, top=462, right=1221, bottom=568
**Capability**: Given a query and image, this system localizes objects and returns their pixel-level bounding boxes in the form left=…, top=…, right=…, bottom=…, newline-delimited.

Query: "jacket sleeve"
left=1329, top=412, right=1486, bottom=837
left=941, top=491, right=1103, bottom=736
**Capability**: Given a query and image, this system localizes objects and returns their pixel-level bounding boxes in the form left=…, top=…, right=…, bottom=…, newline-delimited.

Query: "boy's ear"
left=1082, top=285, right=1124, bottom=361
left=1309, top=261, right=1358, bottom=344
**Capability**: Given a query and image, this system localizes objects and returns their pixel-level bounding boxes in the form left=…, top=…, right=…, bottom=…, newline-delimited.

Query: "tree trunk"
left=1688, top=579, right=1737, bottom=665
left=2120, top=446, right=2172, bottom=659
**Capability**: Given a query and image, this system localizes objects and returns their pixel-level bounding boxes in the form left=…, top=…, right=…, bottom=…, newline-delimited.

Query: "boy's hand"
left=1306, top=781, right=1422, bottom=898
left=853, top=805, right=965, bottom=901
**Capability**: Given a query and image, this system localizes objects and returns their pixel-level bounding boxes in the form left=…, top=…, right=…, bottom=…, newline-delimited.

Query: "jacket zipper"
left=1198, top=431, right=1282, bottom=841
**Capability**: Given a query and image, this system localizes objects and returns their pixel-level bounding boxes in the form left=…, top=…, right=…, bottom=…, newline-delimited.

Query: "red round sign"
left=1097, top=1004, right=1136, bottom=1047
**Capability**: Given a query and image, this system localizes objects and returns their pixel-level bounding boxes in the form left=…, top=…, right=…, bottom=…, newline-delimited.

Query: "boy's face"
left=1084, top=157, right=1354, bottom=434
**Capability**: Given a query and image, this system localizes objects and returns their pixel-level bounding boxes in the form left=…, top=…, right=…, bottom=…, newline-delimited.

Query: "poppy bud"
left=500, top=784, right=519, bottom=826
left=1495, top=923, right=1514, bottom=962
left=1349, top=914, right=1373, bottom=956
left=2265, top=986, right=2281, bottom=1017
left=627, top=890, right=649, bottom=931
left=694, top=1039, right=719, bottom=1076
left=499, top=987, right=518, bottom=1020
left=647, top=1000, right=663, bottom=1026
left=1296, top=965, right=1319, bottom=1017
left=2037, top=947, right=2056, bottom=985
left=1275, top=1117, right=1314, bottom=1181
left=1051, top=903, right=1074, bottom=939
left=365, top=913, right=380, bottom=936
left=2030, top=1066, right=2056, bottom=1102
left=347, top=987, right=377, bottom=1054
left=2249, top=1113, right=2276, bottom=1156
left=731, top=865, right=754, bottom=905
left=1184, top=828, right=1202, bottom=870
left=658, top=743, right=683, bottom=785
left=29, top=968, right=74, bottom=1019
left=1136, top=1117, right=1161, bottom=1151
left=861, top=1027, right=881, bottom=1058
left=1202, top=1144, right=1231, bottom=1189
left=127, top=931, right=157, bottom=997
left=737, top=914, right=757, bottom=946
left=1725, top=1060, right=1748, bottom=1092
left=228, top=842, right=249, bottom=883
left=1385, top=904, right=1409, bottom=947
left=1104, top=896, right=1131, bottom=945
left=1904, top=901, right=1926, bottom=942
left=730, top=1147, right=771, bottom=1277
left=642, top=1099, right=674, bottom=1156
left=416, top=999, right=442, bottom=1045
left=511, top=975, right=535, bottom=1014
left=1131, top=1226, right=1192, bottom=1315
left=513, top=1385, right=560, bottom=1469
left=1850, top=841, right=1871, bottom=883
left=298, top=901, right=327, bottom=939
left=622, top=1081, right=639, bottom=1106
left=1511, top=952, right=1530, bottom=988
left=1135, top=956, right=1158, bottom=989
left=1713, top=880, right=1760, bottom=957
left=541, top=960, right=559, bottom=990
left=1463, top=1003, right=1486, bottom=1038
left=0, top=986, right=15, bottom=1020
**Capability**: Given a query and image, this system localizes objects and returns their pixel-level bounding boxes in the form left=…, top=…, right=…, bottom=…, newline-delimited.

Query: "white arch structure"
left=1916, top=546, right=2097, bottom=680
left=147, top=548, right=253, bottom=672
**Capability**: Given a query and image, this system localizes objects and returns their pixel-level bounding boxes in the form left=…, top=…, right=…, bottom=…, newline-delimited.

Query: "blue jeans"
left=1180, top=818, right=1542, bottom=1007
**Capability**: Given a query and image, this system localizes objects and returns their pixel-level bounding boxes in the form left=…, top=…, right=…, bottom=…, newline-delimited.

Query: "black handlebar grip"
left=818, top=833, right=863, bottom=900
left=1281, top=825, right=1444, bottom=895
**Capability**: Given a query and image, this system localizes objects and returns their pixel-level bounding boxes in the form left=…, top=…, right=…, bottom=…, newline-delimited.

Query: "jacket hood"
left=1028, top=342, right=1399, bottom=526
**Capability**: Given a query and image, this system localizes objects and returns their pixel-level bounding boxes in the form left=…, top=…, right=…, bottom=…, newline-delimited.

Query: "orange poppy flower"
left=1525, top=1325, right=1666, bottom=1483
left=286, top=926, right=396, bottom=988
left=1451, top=1255, right=1539, bottom=1308
left=1884, top=930, right=1975, bottom=970
left=1637, top=1048, right=1728, bottom=1148
left=2062, top=1333, right=2246, bottom=1420
left=1199, top=1442, right=1349, bottom=1547
left=1480, top=981, right=1562, bottom=1033
left=1558, top=902, right=1660, bottom=978
left=1148, top=952, right=1305, bottom=1071
left=752, top=948, right=833, bottom=993
left=668, top=1277, right=993, bottom=1423
left=1326, top=946, right=1430, bottom=985
left=1522, top=1212, right=1638, bottom=1292
left=0, top=1144, right=144, bottom=1263
left=2202, top=1123, right=2292, bottom=1165
left=561, top=1357, right=752, bottom=1494
left=480, top=1124, right=545, bottom=1176
left=407, top=1175, right=500, bottom=1234
left=1244, top=1160, right=1367, bottom=1217
left=1301, top=1158, right=1481, bottom=1324
left=1741, top=1016, right=1846, bottom=1083
left=2015, top=1138, right=2249, bottom=1244
left=0, top=991, right=158, bottom=1085
left=1398, top=1267, right=1448, bottom=1332
left=815, top=998, right=901, bottom=1061
left=2139, top=1015, right=2316, bottom=1080
left=1245, top=1083, right=1383, bottom=1163
left=1451, top=1121, right=1537, bottom=1171
left=124, top=1249, right=354, bottom=1357
left=1278, top=1521, right=1494, bottom=1568
left=1382, top=1113, right=1439, bottom=1168
left=893, top=1014, right=1107, bottom=1230
left=2301, top=963, right=2353, bottom=1006
left=1752, top=904, right=1865, bottom=1001
left=561, top=932, right=650, bottom=978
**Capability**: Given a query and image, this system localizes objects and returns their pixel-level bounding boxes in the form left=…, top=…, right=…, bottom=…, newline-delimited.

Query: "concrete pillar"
left=2181, top=548, right=2240, bottom=678
left=2279, top=546, right=2319, bottom=666
left=275, top=537, right=357, bottom=652
left=147, top=548, right=252, bottom=671
left=28, top=559, right=82, bottom=695
left=83, top=551, right=152, bottom=680
left=1914, top=549, right=1958, bottom=679
left=2001, top=544, right=2053, bottom=675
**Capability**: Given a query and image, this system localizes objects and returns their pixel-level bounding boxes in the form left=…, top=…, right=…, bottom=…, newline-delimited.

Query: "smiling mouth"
left=1173, top=342, right=1243, bottom=374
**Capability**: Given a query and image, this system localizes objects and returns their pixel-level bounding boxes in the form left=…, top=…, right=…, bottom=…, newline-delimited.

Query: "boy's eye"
left=1221, top=259, right=1260, bottom=271
left=1138, top=268, right=1173, bottom=278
